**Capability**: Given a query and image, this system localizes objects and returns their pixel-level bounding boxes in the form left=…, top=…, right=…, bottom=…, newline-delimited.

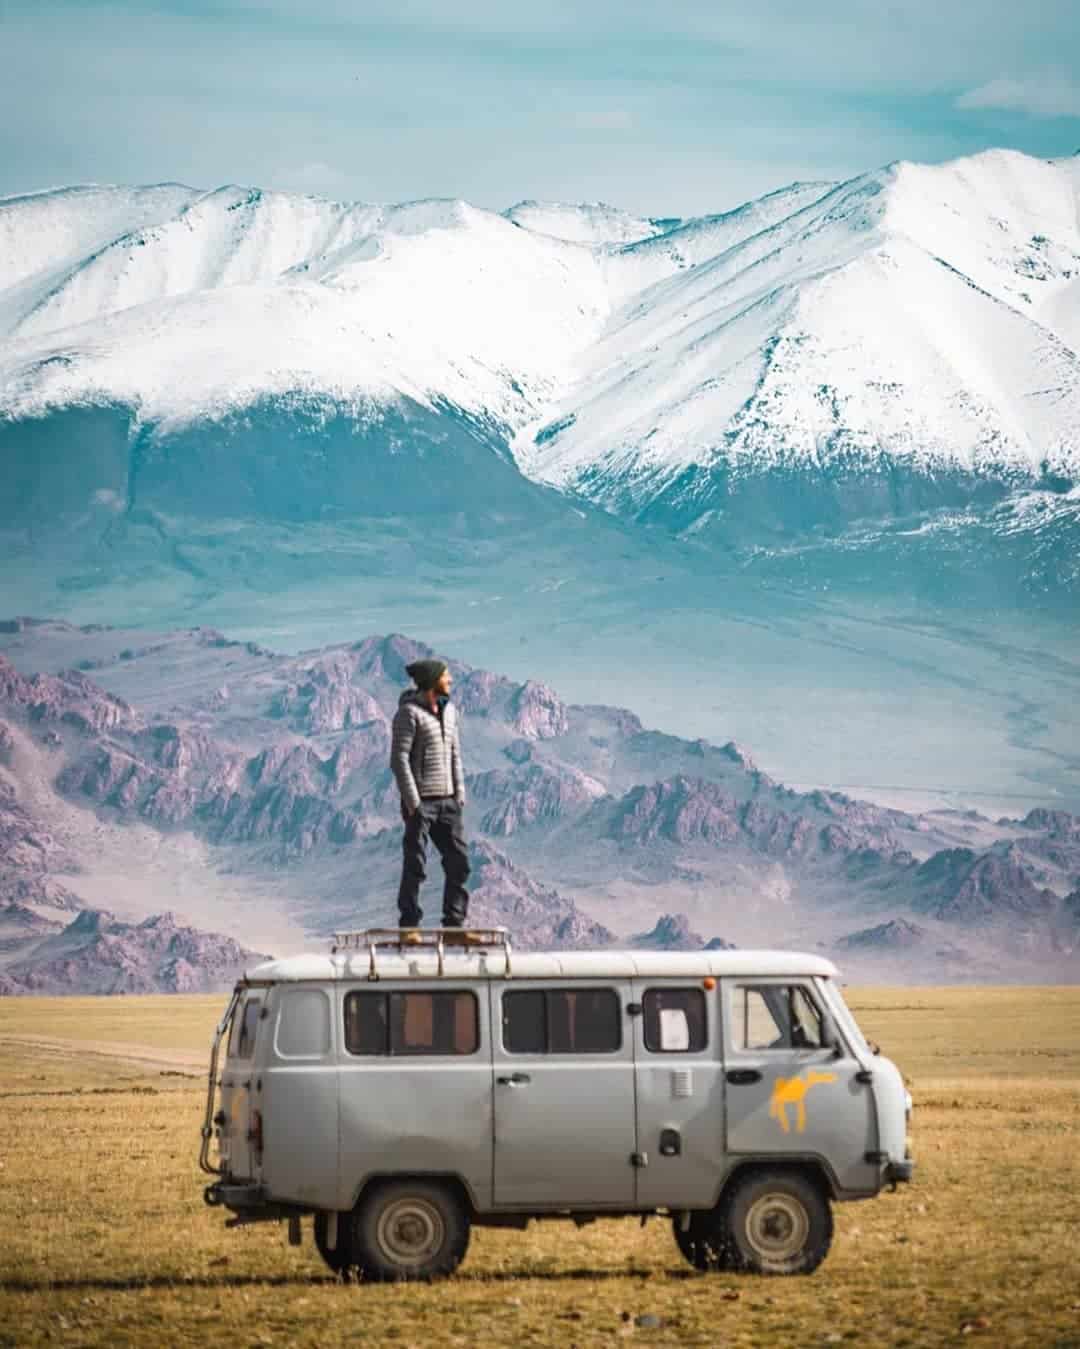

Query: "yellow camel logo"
left=768, top=1070, right=838, bottom=1133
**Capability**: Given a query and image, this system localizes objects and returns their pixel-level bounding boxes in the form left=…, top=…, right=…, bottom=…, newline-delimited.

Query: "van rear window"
left=344, top=990, right=478, bottom=1057
left=503, top=988, right=621, bottom=1054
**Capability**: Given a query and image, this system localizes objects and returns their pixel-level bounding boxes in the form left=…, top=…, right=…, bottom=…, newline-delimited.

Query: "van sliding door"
left=491, top=981, right=636, bottom=1208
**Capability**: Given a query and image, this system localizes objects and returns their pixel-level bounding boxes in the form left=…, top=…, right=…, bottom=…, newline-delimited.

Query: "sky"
left=3, top=0, right=1080, bottom=216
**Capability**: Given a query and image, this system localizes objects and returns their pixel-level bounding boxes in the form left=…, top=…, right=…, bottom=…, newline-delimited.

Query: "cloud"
left=957, top=75, right=1080, bottom=120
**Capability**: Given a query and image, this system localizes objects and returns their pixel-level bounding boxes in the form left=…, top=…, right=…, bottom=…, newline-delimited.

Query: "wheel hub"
left=376, top=1197, right=446, bottom=1267
left=745, top=1193, right=810, bottom=1263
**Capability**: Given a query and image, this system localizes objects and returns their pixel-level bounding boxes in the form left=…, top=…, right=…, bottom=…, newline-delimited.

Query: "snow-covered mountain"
left=2, top=149, right=1078, bottom=541
left=519, top=151, right=1080, bottom=530
left=0, top=185, right=608, bottom=439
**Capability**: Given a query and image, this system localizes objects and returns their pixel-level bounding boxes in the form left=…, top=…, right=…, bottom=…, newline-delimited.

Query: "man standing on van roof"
left=390, top=658, right=470, bottom=928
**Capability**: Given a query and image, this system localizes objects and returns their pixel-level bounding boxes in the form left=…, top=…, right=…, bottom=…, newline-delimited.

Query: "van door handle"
left=726, top=1069, right=762, bottom=1085
left=496, top=1072, right=531, bottom=1086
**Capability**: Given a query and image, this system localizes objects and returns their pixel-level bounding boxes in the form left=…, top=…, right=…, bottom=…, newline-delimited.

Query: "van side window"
left=343, top=990, right=478, bottom=1056
left=643, top=988, right=707, bottom=1053
left=229, top=995, right=262, bottom=1060
left=503, top=988, right=621, bottom=1054
left=734, top=984, right=823, bottom=1051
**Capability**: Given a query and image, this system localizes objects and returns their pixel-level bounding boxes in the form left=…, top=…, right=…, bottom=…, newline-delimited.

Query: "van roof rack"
left=330, top=926, right=513, bottom=980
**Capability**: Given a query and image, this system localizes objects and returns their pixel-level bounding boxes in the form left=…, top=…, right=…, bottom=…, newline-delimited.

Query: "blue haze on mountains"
left=2, top=371, right=1078, bottom=818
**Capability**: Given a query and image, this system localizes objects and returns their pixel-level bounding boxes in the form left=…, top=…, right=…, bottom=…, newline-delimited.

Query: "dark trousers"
left=397, top=797, right=470, bottom=927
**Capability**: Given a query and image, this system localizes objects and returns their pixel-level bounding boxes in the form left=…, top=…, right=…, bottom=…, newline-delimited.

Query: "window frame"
left=731, top=981, right=826, bottom=1053
left=229, top=994, right=263, bottom=1060
left=273, top=987, right=332, bottom=1061
left=501, top=985, right=623, bottom=1056
left=342, top=987, right=480, bottom=1058
left=642, top=986, right=709, bottom=1054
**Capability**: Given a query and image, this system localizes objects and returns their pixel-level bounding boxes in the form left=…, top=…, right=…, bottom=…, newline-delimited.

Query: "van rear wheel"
left=721, top=1169, right=832, bottom=1276
left=353, top=1180, right=470, bottom=1282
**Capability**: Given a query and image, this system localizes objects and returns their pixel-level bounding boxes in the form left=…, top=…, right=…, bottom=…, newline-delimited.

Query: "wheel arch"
left=350, top=1171, right=478, bottom=1216
left=713, top=1156, right=838, bottom=1209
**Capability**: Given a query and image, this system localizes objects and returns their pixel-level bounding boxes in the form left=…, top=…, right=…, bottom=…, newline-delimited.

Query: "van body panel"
left=258, top=986, right=338, bottom=1206
left=629, top=978, right=727, bottom=1210
left=491, top=980, right=636, bottom=1208
left=261, top=1066, right=339, bottom=1205
left=817, top=981, right=910, bottom=1176
left=868, top=1055, right=908, bottom=1166
left=339, top=1061, right=493, bottom=1210
left=721, top=976, right=880, bottom=1196
left=338, top=982, right=493, bottom=1211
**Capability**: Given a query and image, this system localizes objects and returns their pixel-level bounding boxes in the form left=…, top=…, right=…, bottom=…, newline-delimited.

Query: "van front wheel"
left=353, top=1180, right=470, bottom=1282
left=721, top=1170, right=832, bottom=1275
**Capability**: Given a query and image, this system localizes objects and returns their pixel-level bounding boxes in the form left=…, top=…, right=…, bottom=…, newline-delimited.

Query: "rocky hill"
left=2, top=907, right=267, bottom=995
left=1, top=619, right=1077, bottom=986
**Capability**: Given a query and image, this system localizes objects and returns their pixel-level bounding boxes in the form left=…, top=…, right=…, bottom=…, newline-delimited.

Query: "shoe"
left=441, top=926, right=476, bottom=945
left=401, top=930, right=423, bottom=946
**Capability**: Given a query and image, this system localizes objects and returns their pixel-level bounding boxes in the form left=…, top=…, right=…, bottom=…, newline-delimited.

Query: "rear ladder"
left=198, top=984, right=243, bottom=1176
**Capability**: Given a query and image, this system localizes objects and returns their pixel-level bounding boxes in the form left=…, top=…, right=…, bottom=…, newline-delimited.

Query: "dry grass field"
left=1, top=986, right=1078, bottom=1348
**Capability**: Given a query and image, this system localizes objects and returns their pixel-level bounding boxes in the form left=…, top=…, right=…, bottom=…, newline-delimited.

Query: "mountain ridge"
left=1, top=620, right=1077, bottom=989
left=3, top=149, right=1078, bottom=517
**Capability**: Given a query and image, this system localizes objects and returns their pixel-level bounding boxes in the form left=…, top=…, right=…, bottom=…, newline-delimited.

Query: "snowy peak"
left=882, top=150, right=1080, bottom=321
left=0, top=183, right=200, bottom=296
left=0, top=182, right=614, bottom=432
left=516, top=150, right=1080, bottom=513
left=504, top=199, right=670, bottom=246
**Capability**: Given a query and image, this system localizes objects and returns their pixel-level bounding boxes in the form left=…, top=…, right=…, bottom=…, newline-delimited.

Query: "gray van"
left=200, top=928, right=912, bottom=1279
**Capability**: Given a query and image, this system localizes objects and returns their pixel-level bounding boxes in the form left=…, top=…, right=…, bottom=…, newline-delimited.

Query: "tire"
left=314, top=1211, right=355, bottom=1278
left=672, top=1213, right=733, bottom=1272
left=720, top=1169, right=833, bottom=1276
left=352, top=1180, right=470, bottom=1282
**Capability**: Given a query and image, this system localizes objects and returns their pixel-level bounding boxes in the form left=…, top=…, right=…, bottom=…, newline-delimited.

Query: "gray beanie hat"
left=406, top=658, right=448, bottom=691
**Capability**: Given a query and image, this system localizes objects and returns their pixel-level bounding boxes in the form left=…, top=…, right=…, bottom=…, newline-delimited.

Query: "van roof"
left=242, top=948, right=839, bottom=984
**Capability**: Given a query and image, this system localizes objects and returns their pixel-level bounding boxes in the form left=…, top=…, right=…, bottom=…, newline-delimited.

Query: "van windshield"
left=818, top=980, right=871, bottom=1055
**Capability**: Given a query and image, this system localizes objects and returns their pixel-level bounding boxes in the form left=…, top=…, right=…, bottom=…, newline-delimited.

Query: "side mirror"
left=821, top=1015, right=843, bottom=1059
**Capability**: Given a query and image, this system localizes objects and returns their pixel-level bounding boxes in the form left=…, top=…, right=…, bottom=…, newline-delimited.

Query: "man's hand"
left=400, top=800, right=415, bottom=823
